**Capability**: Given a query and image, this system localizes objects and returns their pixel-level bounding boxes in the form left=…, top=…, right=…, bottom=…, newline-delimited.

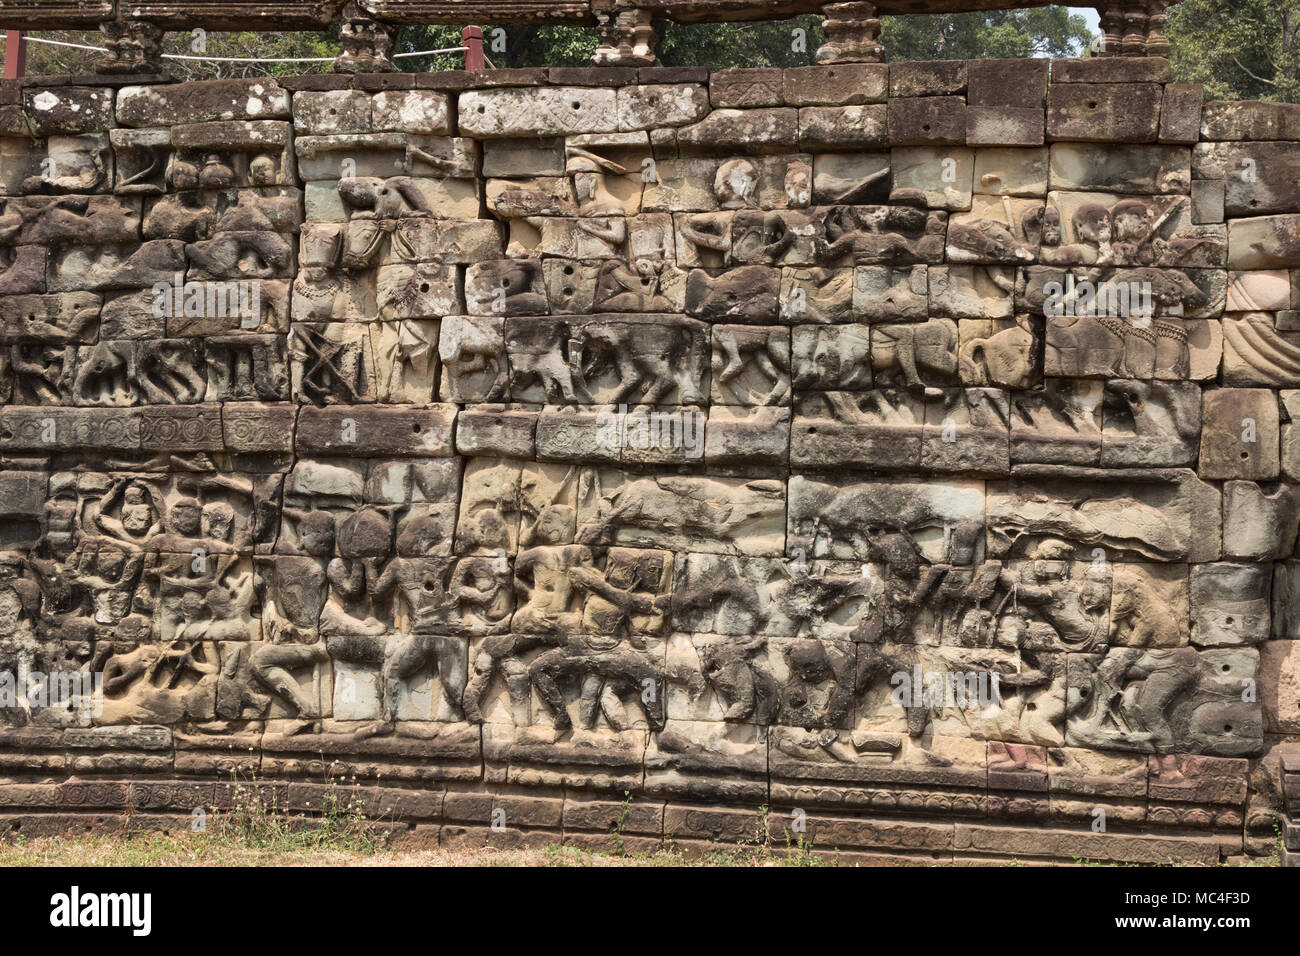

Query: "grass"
left=0, top=786, right=836, bottom=867
left=0, top=832, right=831, bottom=867
left=0, top=780, right=1280, bottom=868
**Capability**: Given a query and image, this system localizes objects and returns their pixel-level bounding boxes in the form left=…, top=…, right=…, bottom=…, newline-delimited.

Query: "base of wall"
left=0, top=724, right=1275, bottom=865
left=0, top=785, right=1262, bottom=866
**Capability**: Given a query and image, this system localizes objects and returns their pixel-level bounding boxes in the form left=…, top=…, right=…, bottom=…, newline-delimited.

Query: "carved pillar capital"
left=816, top=1, right=883, bottom=64
left=98, top=19, right=164, bottom=74
left=334, top=0, right=396, bottom=73
left=592, top=1, right=657, bottom=66
left=1094, top=0, right=1173, bottom=57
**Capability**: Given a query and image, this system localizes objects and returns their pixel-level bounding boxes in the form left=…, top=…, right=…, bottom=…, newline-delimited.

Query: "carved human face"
left=784, top=164, right=811, bottom=207
left=299, top=511, right=336, bottom=557
left=248, top=154, right=276, bottom=186
left=714, top=158, right=758, bottom=209
left=207, top=586, right=233, bottom=615
left=396, top=515, right=444, bottom=557
left=117, top=616, right=149, bottom=643
left=532, top=506, right=574, bottom=547
left=573, top=172, right=597, bottom=204
left=122, top=487, right=154, bottom=535
left=1032, top=559, right=1067, bottom=581
left=995, top=614, right=1027, bottom=648
left=1041, top=207, right=1062, bottom=246
left=167, top=498, right=202, bottom=537
left=202, top=503, right=234, bottom=542
left=1111, top=202, right=1150, bottom=243
left=180, top=592, right=205, bottom=620
left=169, top=160, right=199, bottom=191
left=1074, top=206, right=1112, bottom=244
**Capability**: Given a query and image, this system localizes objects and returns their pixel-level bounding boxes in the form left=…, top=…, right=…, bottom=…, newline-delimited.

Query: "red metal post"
left=462, top=25, right=484, bottom=71
left=3, top=31, right=26, bottom=79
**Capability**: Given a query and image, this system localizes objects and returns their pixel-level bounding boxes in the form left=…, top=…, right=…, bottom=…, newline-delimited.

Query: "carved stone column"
left=815, top=2, right=883, bottom=64
left=98, top=19, right=164, bottom=74
left=334, top=1, right=396, bottom=73
left=592, top=0, right=657, bottom=66
left=1094, top=0, right=1173, bottom=57
left=1122, top=5, right=1150, bottom=55
left=1145, top=0, right=1171, bottom=57
left=1097, top=4, right=1124, bottom=56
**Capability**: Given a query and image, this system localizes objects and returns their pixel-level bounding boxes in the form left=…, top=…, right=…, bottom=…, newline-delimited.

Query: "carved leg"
left=816, top=2, right=883, bottom=64
left=462, top=652, right=495, bottom=724
left=578, top=674, right=605, bottom=729
left=500, top=658, right=534, bottom=727
left=529, top=649, right=574, bottom=730
left=433, top=636, right=467, bottom=719
left=381, top=633, right=430, bottom=722
left=592, top=1, right=658, bottom=66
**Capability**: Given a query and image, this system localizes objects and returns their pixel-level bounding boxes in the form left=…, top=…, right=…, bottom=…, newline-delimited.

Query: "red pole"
left=462, top=25, right=484, bottom=71
left=3, top=30, right=26, bottom=79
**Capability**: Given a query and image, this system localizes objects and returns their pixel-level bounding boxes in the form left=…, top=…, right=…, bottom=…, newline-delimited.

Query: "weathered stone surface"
left=117, top=80, right=290, bottom=127
left=1051, top=58, right=1172, bottom=84
left=966, top=107, right=1043, bottom=148
left=677, top=108, right=799, bottom=152
left=23, top=87, right=112, bottom=135
left=1199, top=388, right=1280, bottom=480
left=1202, top=101, right=1300, bottom=141
left=1160, top=84, right=1204, bottom=145
left=887, top=96, right=967, bottom=146
left=1190, top=563, right=1271, bottom=647
left=1197, top=142, right=1300, bottom=217
left=782, top=64, right=888, bottom=106
left=0, top=58, right=1291, bottom=864
left=459, top=87, right=618, bottom=137
left=709, top=69, right=784, bottom=108
left=618, top=84, right=710, bottom=130
left=798, top=106, right=887, bottom=149
left=890, top=60, right=966, bottom=98
left=1232, top=213, right=1300, bottom=265
left=1047, top=84, right=1162, bottom=143
left=968, top=58, right=1048, bottom=109
left=1049, top=143, right=1190, bottom=194
left=1222, top=480, right=1299, bottom=560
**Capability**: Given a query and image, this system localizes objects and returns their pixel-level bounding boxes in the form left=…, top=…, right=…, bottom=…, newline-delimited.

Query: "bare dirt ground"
left=0, top=833, right=812, bottom=867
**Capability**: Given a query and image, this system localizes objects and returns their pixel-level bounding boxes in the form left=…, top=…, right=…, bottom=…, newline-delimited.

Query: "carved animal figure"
left=871, top=321, right=958, bottom=387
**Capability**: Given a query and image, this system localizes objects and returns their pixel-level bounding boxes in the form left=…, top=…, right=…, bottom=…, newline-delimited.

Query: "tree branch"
left=1232, top=54, right=1278, bottom=85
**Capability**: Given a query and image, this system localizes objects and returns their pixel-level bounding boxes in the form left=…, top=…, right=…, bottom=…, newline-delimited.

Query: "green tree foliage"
left=655, top=16, right=824, bottom=68
left=881, top=7, right=1092, bottom=59
left=18, top=27, right=343, bottom=78
left=411, top=8, right=1089, bottom=69
left=1167, top=0, right=1300, bottom=102
left=13, top=6, right=1094, bottom=78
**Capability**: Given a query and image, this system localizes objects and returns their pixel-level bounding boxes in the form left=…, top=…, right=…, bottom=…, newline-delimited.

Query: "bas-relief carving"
left=0, top=65, right=1290, bottom=853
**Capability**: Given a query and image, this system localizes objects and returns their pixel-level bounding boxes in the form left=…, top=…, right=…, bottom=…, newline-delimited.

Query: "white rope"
left=393, top=47, right=467, bottom=57
left=165, top=53, right=333, bottom=62
left=13, top=35, right=469, bottom=64
left=12, top=36, right=105, bottom=52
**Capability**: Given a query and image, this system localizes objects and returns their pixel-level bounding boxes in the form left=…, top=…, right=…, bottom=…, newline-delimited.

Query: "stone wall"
left=1, top=58, right=1299, bottom=863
